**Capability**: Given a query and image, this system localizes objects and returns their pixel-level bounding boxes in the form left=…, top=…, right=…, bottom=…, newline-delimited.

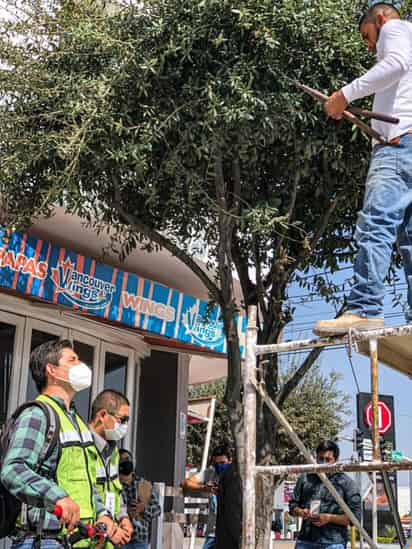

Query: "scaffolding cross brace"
left=242, top=306, right=412, bottom=549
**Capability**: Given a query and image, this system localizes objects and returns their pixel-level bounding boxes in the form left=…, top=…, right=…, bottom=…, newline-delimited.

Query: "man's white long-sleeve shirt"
left=342, top=19, right=412, bottom=141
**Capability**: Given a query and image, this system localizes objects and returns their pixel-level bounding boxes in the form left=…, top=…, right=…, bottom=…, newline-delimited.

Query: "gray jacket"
left=289, top=472, right=361, bottom=544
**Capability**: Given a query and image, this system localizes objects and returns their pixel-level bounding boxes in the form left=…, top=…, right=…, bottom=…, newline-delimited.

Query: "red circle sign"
left=365, top=401, right=392, bottom=434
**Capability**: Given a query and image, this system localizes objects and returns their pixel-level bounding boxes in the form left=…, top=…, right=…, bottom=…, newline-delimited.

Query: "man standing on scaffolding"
left=289, top=441, right=361, bottom=549
left=314, top=0, right=412, bottom=337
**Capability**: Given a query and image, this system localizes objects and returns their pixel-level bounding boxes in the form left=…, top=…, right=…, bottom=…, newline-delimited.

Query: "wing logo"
left=182, top=303, right=225, bottom=348
left=51, top=258, right=115, bottom=309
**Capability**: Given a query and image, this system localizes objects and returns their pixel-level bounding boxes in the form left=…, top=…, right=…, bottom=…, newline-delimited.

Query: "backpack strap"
left=11, top=400, right=60, bottom=470
left=11, top=401, right=60, bottom=533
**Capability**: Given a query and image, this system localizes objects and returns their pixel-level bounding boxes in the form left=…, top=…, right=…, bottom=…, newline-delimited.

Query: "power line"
left=292, top=265, right=354, bottom=282
left=324, top=268, right=362, bottom=395
left=288, top=282, right=408, bottom=304
left=346, top=353, right=361, bottom=394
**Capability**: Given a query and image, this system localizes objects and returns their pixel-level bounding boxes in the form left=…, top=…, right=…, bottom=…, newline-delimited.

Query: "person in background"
left=214, top=447, right=242, bottom=549
left=289, top=440, right=361, bottom=549
left=119, top=449, right=161, bottom=549
left=88, top=390, right=134, bottom=546
left=182, top=445, right=233, bottom=549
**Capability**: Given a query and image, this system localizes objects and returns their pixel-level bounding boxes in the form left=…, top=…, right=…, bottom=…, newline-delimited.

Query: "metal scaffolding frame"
left=243, top=306, right=412, bottom=549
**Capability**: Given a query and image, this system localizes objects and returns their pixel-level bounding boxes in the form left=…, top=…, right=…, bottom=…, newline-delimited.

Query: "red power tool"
left=53, top=505, right=107, bottom=547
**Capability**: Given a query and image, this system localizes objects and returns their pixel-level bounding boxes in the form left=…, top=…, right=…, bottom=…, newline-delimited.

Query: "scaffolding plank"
left=357, top=330, right=412, bottom=378
left=255, top=324, right=412, bottom=379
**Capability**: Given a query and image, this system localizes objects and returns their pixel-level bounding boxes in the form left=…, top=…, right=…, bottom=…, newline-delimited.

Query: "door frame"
left=0, top=310, right=26, bottom=418
left=18, top=318, right=68, bottom=405
left=69, top=329, right=102, bottom=405
left=99, top=341, right=138, bottom=451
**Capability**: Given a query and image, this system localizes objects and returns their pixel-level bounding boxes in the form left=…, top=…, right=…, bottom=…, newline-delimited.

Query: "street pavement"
left=183, top=538, right=296, bottom=548
left=183, top=539, right=402, bottom=549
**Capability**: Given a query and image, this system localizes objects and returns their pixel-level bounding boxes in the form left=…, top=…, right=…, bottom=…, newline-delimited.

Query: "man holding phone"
left=289, top=441, right=361, bottom=549
left=181, top=445, right=233, bottom=549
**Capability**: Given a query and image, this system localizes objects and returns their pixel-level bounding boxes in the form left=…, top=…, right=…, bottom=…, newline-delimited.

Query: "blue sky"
left=282, top=266, right=412, bottom=486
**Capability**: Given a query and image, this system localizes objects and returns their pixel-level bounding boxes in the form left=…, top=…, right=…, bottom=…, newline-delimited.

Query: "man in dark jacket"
left=215, top=447, right=242, bottom=549
left=289, top=440, right=361, bottom=549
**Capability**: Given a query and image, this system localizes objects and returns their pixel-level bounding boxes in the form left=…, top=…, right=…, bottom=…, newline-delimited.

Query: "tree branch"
left=231, top=233, right=254, bottom=306
left=214, top=155, right=243, bottom=409
left=310, top=196, right=340, bottom=252
left=276, top=347, right=322, bottom=408
left=229, top=158, right=255, bottom=308
left=287, top=194, right=341, bottom=276
left=112, top=198, right=223, bottom=305
left=253, top=235, right=270, bottom=326
left=231, top=158, right=241, bottom=218
left=270, top=171, right=299, bottom=277
left=276, top=303, right=345, bottom=407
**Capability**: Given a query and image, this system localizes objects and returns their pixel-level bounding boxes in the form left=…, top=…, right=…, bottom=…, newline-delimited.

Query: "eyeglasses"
left=107, top=411, right=130, bottom=424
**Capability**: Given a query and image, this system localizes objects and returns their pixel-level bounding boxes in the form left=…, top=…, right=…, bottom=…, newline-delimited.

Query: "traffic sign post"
left=356, top=393, right=396, bottom=448
left=356, top=392, right=398, bottom=542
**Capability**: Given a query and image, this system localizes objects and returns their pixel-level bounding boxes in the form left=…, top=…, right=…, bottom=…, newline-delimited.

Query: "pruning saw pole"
left=296, top=82, right=399, bottom=145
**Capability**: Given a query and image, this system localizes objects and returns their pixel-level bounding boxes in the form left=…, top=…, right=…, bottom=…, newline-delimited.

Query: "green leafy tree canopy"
left=188, top=363, right=350, bottom=468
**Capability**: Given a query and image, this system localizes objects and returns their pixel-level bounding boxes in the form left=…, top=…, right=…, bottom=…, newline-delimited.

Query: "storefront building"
left=0, top=209, right=245, bottom=536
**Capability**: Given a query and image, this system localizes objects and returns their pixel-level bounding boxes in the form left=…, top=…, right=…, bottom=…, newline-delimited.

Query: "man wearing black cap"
left=314, top=1, right=412, bottom=337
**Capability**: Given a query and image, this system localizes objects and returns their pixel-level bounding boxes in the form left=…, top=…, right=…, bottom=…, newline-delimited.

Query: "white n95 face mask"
left=55, top=362, right=92, bottom=392
left=68, top=362, right=92, bottom=392
left=104, top=422, right=128, bottom=441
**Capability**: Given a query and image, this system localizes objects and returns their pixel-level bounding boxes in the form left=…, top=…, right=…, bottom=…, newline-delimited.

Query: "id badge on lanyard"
left=105, top=491, right=116, bottom=516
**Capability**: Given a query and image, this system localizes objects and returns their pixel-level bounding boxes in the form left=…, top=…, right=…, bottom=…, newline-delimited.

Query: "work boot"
left=314, top=313, right=384, bottom=337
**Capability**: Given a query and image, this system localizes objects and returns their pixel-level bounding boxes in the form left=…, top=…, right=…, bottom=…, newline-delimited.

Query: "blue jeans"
left=348, top=133, right=412, bottom=319
left=122, top=542, right=148, bottom=549
left=11, top=540, right=63, bottom=549
left=296, top=541, right=345, bottom=549
left=203, top=535, right=216, bottom=549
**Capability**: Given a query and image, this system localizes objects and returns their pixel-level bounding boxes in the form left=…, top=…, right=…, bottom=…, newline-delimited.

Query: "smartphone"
left=310, top=499, right=321, bottom=516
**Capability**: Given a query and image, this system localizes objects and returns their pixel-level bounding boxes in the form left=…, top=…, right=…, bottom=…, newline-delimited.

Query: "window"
left=0, top=323, right=16, bottom=427
left=72, top=340, right=95, bottom=421
left=26, top=330, right=60, bottom=401
left=104, top=352, right=127, bottom=395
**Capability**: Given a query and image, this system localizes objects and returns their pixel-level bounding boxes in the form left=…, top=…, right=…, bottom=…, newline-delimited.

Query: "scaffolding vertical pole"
left=243, top=306, right=258, bottom=549
left=370, top=337, right=379, bottom=544
left=372, top=472, right=378, bottom=544
left=201, top=398, right=217, bottom=471
left=188, top=398, right=217, bottom=549
left=370, top=338, right=380, bottom=461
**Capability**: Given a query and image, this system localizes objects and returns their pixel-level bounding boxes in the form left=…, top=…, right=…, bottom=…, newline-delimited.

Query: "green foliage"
left=1, top=0, right=372, bottom=281
left=187, top=380, right=234, bottom=467
left=277, top=362, right=350, bottom=464
left=0, top=0, right=388, bottom=472
left=187, top=364, right=350, bottom=467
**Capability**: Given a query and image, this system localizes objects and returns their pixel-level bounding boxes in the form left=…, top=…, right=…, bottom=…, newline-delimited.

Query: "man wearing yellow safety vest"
left=1, top=340, right=117, bottom=548
left=88, top=390, right=134, bottom=546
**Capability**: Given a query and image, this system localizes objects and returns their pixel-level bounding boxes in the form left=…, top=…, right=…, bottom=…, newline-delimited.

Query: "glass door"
left=0, top=305, right=140, bottom=454
left=0, top=311, right=25, bottom=427
left=19, top=318, right=67, bottom=403
left=70, top=330, right=100, bottom=422
left=99, top=342, right=137, bottom=450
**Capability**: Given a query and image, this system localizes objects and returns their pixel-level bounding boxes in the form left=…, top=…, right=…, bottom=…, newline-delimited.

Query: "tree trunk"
left=255, top=473, right=275, bottom=549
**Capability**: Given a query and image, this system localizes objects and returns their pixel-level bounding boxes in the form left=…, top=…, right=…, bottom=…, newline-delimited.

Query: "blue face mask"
left=214, top=463, right=231, bottom=475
